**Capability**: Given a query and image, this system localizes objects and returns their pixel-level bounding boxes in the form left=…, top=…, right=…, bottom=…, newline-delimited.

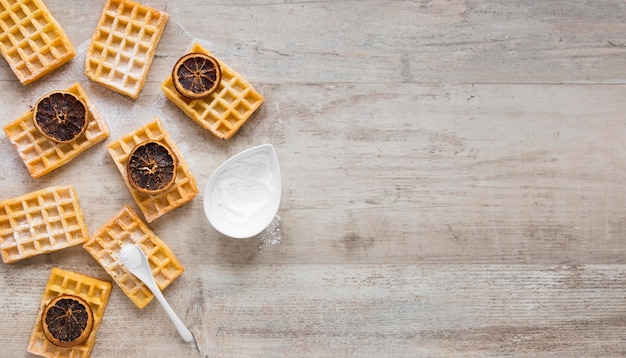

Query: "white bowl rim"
left=203, top=144, right=282, bottom=239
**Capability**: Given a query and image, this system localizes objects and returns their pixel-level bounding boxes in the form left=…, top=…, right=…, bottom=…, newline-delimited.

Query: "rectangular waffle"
left=3, top=82, right=109, bottom=178
left=85, top=0, right=168, bottom=98
left=27, top=267, right=112, bottom=358
left=0, top=185, right=88, bottom=264
left=83, top=205, right=184, bottom=309
left=0, top=0, right=75, bottom=84
left=161, top=42, right=264, bottom=140
left=107, top=118, right=198, bottom=222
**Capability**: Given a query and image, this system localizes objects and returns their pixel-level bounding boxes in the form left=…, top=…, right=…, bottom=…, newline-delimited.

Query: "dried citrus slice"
left=42, top=295, right=94, bottom=348
left=172, top=52, right=222, bottom=99
left=33, top=91, right=88, bottom=143
left=126, top=141, right=178, bottom=194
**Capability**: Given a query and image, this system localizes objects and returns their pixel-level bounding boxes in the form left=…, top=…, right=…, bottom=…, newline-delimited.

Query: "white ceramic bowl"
left=203, top=144, right=282, bottom=239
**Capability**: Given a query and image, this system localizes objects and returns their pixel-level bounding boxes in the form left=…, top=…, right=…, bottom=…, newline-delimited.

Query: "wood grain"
left=184, top=264, right=626, bottom=358
left=4, top=264, right=626, bottom=357
left=0, top=0, right=625, bottom=357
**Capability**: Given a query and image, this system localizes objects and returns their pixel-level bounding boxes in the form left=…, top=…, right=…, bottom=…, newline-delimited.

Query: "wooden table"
left=1, top=1, right=626, bottom=357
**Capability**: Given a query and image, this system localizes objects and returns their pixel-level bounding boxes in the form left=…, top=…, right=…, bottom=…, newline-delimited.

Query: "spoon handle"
left=120, top=244, right=194, bottom=343
left=148, top=282, right=194, bottom=342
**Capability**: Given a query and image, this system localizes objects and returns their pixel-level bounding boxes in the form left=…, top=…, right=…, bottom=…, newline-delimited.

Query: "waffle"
left=0, top=185, right=88, bottom=264
left=0, top=0, right=75, bottom=84
left=107, top=118, right=198, bottom=222
left=85, top=0, right=168, bottom=98
left=83, top=206, right=184, bottom=309
left=161, top=42, right=264, bottom=140
left=27, top=268, right=112, bottom=358
left=3, top=82, right=109, bottom=178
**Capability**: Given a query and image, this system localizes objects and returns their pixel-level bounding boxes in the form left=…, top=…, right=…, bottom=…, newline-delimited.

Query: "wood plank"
left=2, top=81, right=626, bottom=265
left=160, top=0, right=626, bottom=84
left=4, top=264, right=624, bottom=357
left=1, top=1, right=624, bottom=84
left=193, top=264, right=626, bottom=357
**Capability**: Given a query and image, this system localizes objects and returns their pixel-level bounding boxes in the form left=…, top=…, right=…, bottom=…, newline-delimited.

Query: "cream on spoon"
left=119, top=244, right=194, bottom=343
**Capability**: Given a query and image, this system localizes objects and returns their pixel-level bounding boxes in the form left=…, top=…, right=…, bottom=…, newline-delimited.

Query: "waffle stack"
left=161, top=42, right=264, bottom=140
left=27, top=268, right=112, bottom=358
left=85, top=0, right=168, bottom=98
left=0, top=0, right=75, bottom=84
left=3, top=82, right=109, bottom=178
left=107, top=118, right=198, bottom=222
left=0, top=185, right=88, bottom=264
left=83, top=206, right=184, bottom=309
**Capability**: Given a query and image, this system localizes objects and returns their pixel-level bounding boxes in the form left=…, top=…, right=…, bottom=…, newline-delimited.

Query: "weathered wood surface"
left=5, top=264, right=626, bottom=357
left=0, top=0, right=625, bottom=357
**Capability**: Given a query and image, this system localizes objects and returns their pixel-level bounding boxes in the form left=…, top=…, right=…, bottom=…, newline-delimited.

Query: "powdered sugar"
left=256, top=214, right=283, bottom=251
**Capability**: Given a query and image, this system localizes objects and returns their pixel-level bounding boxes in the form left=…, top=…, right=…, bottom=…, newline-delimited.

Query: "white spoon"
left=119, top=244, right=194, bottom=343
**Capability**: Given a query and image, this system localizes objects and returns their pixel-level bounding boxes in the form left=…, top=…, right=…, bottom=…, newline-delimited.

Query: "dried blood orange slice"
left=33, top=91, right=88, bottom=143
left=126, top=141, right=178, bottom=194
left=42, top=295, right=94, bottom=348
left=172, top=53, right=222, bottom=99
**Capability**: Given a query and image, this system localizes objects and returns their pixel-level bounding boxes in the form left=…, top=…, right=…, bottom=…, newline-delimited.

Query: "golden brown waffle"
left=0, top=0, right=75, bottom=84
left=85, top=0, right=168, bottom=98
left=83, top=206, right=184, bottom=309
left=3, top=82, right=110, bottom=178
left=161, top=42, right=264, bottom=140
left=107, top=118, right=198, bottom=222
left=27, top=268, right=112, bottom=358
left=0, top=185, right=88, bottom=264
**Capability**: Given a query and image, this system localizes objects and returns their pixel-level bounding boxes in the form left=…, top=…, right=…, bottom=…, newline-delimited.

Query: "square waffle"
left=85, top=0, right=168, bottom=98
left=107, top=118, right=198, bottom=222
left=3, top=82, right=110, bottom=178
left=0, top=185, right=88, bottom=264
left=0, top=0, right=75, bottom=84
left=83, top=206, right=184, bottom=309
left=161, top=42, right=264, bottom=140
left=27, top=268, right=112, bottom=358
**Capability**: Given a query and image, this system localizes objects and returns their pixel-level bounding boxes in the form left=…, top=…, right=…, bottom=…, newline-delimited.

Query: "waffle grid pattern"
left=27, top=268, right=112, bottom=358
left=3, top=82, right=109, bottom=178
left=83, top=206, right=184, bottom=309
left=107, top=118, right=198, bottom=222
left=0, top=0, right=75, bottom=84
left=0, top=185, right=88, bottom=264
left=85, top=0, right=168, bottom=98
left=161, top=42, right=264, bottom=140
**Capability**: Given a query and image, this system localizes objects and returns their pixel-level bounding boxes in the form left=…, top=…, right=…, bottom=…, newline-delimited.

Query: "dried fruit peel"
left=172, top=53, right=222, bottom=99
left=107, top=118, right=198, bottom=222
left=83, top=206, right=184, bottom=309
left=27, top=268, right=111, bottom=358
left=127, top=141, right=177, bottom=194
left=3, top=82, right=109, bottom=178
left=0, top=0, right=75, bottom=84
left=34, top=92, right=88, bottom=143
left=161, top=42, right=264, bottom=140
left=42, top=295, right=94, bottom=348
left=85, top=0, right=168, bottom=98
left=0, top=185, right=88, bottom=264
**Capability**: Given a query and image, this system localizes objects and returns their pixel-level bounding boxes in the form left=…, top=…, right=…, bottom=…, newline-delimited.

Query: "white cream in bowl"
left=204, top=144, right=282, bottom=239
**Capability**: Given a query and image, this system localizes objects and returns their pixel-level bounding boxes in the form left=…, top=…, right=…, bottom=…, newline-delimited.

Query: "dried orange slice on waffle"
left=42, top=295, right=94, bottom=348
left=161, top=43, right=264, bottom=140
left=27, top=268, right=111, bottom=357
left=127, top=140, right=178, bottom=194
left=33, top=91, right=87, bottom=143
left=172, top=53, right=222, bottom=99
